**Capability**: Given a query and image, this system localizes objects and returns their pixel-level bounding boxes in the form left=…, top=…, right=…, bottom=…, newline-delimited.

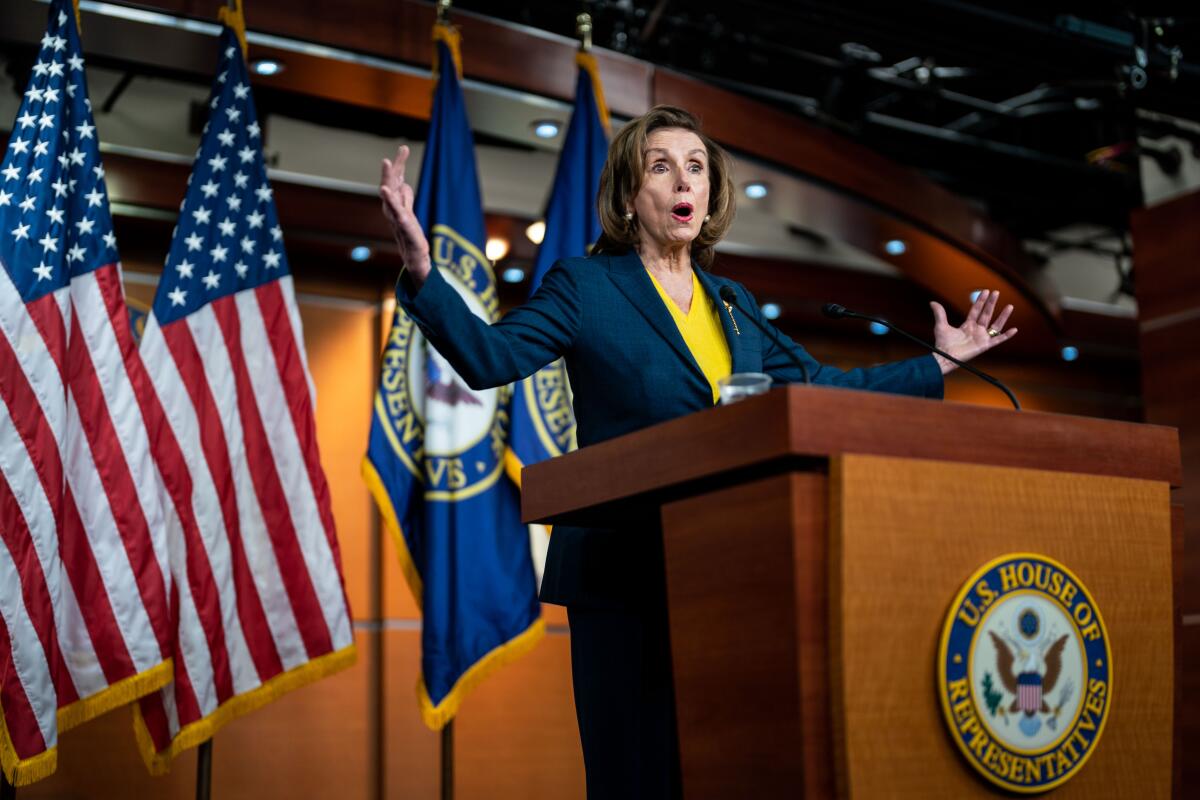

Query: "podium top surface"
left=521, top=385, right=1181, bottom=525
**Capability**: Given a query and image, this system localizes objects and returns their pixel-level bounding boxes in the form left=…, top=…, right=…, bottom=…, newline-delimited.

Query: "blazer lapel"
left=696, top=268, right=746, bottom=374
left=606, top=250, right=708, bottom=386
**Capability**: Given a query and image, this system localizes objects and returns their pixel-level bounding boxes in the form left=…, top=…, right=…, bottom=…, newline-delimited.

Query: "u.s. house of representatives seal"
left=938, top=553, right=1112, bottom=793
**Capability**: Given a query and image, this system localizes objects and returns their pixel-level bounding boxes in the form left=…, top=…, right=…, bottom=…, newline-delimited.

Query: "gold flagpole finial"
left=71, top=0, right=82, bottom=33
left=575, top=13, right=593, bottom=52
left=218, top=0, right=249, bottom=59
left=432, top=0, right=462, bottom=78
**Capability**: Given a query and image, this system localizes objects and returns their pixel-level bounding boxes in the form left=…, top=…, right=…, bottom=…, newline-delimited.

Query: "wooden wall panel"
left=23, top=631, right=374, bottom=799
left=1132, top=188, right=1200, bottom=797
left=20, top=708, right=195, bottom=799
left=1131, top=191, right=1200, bottom=320
left=453, top=631, right=585, bottom=800
left=299, top=299, right=380, bottom=620
left=383, top=630, right=441, bottom=800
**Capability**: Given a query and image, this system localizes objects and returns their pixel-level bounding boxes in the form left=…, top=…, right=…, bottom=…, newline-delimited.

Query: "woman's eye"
left=688, top=163, right=704, bottom=173
left=651, top=163, right=668, bottom=173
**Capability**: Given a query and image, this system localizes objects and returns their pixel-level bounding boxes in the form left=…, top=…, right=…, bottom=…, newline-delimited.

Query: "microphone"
left=821, top=303, right=1021, bottom=410
left=719, top=286, right=810, bottom=385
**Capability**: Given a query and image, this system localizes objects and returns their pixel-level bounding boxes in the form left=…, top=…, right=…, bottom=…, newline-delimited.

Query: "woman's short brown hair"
left=593, top=105, right=735, bottom=268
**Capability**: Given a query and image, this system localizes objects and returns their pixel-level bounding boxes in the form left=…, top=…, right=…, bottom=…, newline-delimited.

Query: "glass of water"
left=717, top=372, right=772, bottom=405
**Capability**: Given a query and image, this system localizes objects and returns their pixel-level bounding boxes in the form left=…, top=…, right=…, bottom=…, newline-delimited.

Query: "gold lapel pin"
left=723, top=302, right=741, bottom=335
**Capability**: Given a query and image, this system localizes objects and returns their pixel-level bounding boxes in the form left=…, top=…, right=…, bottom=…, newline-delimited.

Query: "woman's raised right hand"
left=380, top=145, right=432, bottom=286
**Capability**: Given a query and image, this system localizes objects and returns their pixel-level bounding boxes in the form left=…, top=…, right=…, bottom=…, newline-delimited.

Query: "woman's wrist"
left=933, top=352, right=956, bottom=375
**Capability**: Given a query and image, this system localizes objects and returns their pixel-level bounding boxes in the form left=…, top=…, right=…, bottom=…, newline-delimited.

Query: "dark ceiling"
left=454, top=0, right=1200, bottom=241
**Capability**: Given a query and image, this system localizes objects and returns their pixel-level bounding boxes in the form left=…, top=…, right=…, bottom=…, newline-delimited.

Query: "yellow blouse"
left=647, top=270, right=732, bottom=404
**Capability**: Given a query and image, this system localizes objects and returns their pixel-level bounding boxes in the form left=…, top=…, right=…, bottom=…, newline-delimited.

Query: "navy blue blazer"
left=398, top=249, right=943, bottom=606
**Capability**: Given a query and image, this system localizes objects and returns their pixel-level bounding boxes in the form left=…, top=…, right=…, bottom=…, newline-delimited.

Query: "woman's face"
left=629, top=127, right=710, bottom=253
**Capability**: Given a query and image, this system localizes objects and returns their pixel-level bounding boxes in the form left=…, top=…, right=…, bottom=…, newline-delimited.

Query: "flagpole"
left=432, top=8, right=455, bottom=800
left=441, top=722, right=454, bottom=800
left=195, top=739, right=213, bottom=800
left=189, top=3, right=241, bottom=799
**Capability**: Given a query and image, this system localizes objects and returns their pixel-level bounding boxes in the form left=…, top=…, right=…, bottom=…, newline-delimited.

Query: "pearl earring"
left=703, top=214, right=711, bottom=223
left=624, top=211, right=633, bottom=221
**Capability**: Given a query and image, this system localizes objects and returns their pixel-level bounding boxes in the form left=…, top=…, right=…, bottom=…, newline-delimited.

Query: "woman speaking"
left=380, top=105, right=1015, bottom=798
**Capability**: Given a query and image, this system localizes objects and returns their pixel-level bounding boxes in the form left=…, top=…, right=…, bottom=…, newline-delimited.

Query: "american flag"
left=0, top=0, right=173, bottom=786
left=133, top=25, right=355, bottom=771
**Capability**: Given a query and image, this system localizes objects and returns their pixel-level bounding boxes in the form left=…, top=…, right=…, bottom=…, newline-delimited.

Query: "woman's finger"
left=929, top=300, right=949, bottom=328
left=965, top=290, right=987, bottom=325
left=976, top=290, right=999, bottom=328
left=992, top=304, right=1014, bottom=332
left=380, top=145, right=411, bottom=193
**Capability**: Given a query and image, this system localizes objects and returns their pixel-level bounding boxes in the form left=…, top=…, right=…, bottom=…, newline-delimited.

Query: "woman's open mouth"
left=670, top=202, right=694, bottom=223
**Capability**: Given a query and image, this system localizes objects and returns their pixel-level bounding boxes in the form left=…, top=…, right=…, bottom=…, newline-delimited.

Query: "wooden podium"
left=522, top=386, right=1182, bottom=799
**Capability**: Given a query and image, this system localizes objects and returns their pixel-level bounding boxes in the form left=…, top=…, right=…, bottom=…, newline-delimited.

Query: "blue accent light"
left=532, top=120, right=561, bottom=139
left=760, top=302, right=781, bottom=320
left=1061, top=346, right=1079, bottom=362
left=884, top=239, right=907, bottom=256
left=349, top=245, right=372, bottom=262
left=743, top=182, right=769, bottom=199
left=251, top=59, right=284, bottom=76
left=869, top=321, right=888, bottom=336
left=970, top=290, right=983, bottom=303
left=501, top=267, right=526, bottom=284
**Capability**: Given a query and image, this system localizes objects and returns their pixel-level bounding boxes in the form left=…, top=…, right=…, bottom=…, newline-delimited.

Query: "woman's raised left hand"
left=929, top=290, right=1017, bottom=374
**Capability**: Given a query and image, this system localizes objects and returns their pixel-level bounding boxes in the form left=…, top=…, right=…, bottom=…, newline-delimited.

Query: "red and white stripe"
left=136, top=275, right=353, bottom=767
left=0, top=260, right=172, bottom=782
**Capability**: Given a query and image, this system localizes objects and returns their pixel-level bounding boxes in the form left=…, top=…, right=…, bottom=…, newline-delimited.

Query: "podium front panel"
left=831, top=454, right=1173, bottom=798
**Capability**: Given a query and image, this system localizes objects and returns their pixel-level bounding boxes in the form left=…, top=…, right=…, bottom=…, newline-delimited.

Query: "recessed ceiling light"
left=760, top=302, right=781, bottom=320
left=502, top=267, right=526, bottom=284
left=743, top=182, right=769, bottom=199
left=250, top=59, right=284, bottom=76
left=485, top=237, right=510, bottom=262
left=532, top=120, right=561, bottom=139
left=349, top=245, right=372, bottom=262
left=525, top=220, right=546, bottom=245
left=884, top=239, right=907, bottom=256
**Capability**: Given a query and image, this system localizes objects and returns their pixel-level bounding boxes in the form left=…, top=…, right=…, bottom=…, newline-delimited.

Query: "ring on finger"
left=988, top=328, right=1000, bottom=337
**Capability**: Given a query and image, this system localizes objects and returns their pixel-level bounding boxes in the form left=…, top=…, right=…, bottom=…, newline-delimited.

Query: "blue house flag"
left=507, top=50, right=610, bottom=488
left=363, top=25, right=543, bottom=729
